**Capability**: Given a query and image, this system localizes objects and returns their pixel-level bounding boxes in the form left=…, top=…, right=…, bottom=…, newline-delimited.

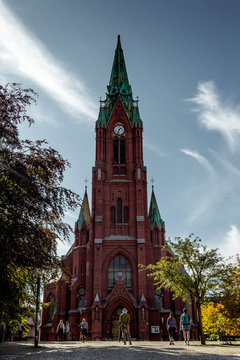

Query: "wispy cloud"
left=187, top=81, right=240, bottom=151
left=144, top=140, right=165, bottom=157
left=0, top=1, right=97, bottom=122
left=180, top=148, right=215, bottom=177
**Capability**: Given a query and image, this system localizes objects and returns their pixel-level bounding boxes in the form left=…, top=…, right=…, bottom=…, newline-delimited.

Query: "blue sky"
left=1, top=0, right=240, bottom=259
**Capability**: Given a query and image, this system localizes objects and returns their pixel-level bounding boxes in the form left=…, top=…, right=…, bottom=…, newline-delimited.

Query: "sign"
left=151, top=326, right=160, bottom=334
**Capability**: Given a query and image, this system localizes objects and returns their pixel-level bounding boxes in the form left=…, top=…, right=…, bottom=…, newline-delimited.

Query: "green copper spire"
left=96, top=35, right=142, bottom=127
left=107, top=35, right=132, bottom=96
left=75, top=187, right=91, bottom=231
left=148, top=187, right=165, bottom=231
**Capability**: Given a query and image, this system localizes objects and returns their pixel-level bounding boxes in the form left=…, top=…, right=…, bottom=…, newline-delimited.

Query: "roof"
left=96, top=35, right=142, bottom=128
left=75, top=187, right=91, bottom=231
left=148, top=187, right=165, bottom=231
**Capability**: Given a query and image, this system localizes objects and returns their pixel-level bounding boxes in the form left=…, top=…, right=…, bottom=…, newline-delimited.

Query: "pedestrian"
left=180, top=308, right=191, bottom=345
left=5, top=324, right=13, bottom=342
left=166, top=312, right=177, bottom=345
left=119, top=308, right=132, bottom=345
left=118, top=320, right=122, bottom=342
left=18, top=322, right=25, bottom=341
left=65, top=321, right=72, bottom=341
left=56, top=320, right=65, bottom=341
left=79, top=318, right=88, bottom=343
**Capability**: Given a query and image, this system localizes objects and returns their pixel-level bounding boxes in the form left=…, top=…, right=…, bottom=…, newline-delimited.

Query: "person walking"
left=65, top=321, right=72, bottom=341
left=119, top=308, right=132, bottom=345
left=180, top=308, right=191, bottom=345
left=79, top=318, right=88, bottom=343
left=18, top=323, right=25, bottom=341
left=56, top=320, right=65, bottom=341
left=166, top=312, right=177, bottom=345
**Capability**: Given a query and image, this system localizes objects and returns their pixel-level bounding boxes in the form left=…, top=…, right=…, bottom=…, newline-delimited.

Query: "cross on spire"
left=150, top=177, right=155, bottom=190
left=84, top=178, right=88, bottom=193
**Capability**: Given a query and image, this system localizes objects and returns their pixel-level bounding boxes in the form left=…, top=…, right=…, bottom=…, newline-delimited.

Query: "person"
left=118, top=320, right=122, bottom=342
left=18, top=323, right=25, bottom=341
left=56, top=320, right=65, bottom=341
left=119, top=308, right=132, bottom=345
left=180, top=308, right=191, bottom=345
left=79, top=318, right=88, bottom=343
left=65, top=321, right=72, bottom=341
left=166, top=312, right=177, bottom=345
left=5, top=324, right=13, bottom=342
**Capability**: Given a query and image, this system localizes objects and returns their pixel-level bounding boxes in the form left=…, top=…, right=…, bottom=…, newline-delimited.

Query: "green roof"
left=96, top=35, right=142, bottom=128
left=148, top=187, right=165, bottom=231
left=75, top=188, right=91, bottom=231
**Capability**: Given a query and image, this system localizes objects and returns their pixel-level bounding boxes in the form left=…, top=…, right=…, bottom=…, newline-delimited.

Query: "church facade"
left=41, top=36, right=198, bottom=341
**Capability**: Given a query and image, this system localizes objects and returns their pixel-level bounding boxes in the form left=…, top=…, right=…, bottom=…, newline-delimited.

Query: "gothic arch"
left=102, top=247, right=137, bottom=273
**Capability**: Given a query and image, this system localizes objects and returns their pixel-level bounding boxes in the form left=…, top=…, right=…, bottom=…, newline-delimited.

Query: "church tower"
left=41, top=36, right=198, bottom=341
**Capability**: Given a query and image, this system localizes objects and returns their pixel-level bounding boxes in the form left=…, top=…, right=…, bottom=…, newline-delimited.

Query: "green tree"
left=139, top=234, right=229, bottom=345
left=220, top=255, right=240, bottom=319
left=0, top=83, right=80, bottom=325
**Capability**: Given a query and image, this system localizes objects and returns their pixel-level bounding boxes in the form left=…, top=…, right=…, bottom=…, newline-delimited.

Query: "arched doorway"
left=104, top=300, right=137, bottom=340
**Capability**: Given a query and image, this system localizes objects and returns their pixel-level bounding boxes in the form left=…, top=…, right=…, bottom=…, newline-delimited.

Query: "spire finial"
left=84, top=178, right=88, bottom=193
left=150, top=177, right=155, bottom=190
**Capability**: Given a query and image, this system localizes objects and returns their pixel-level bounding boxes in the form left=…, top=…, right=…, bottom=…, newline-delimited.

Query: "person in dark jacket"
left=166, top=312, right=177, bottom=345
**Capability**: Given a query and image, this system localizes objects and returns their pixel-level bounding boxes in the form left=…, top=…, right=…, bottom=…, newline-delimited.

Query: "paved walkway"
left=0, top=341, right=240, bottom=360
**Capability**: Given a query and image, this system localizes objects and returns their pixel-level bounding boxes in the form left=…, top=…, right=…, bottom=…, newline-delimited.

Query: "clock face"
left=114, top=125, right=125, bottom=135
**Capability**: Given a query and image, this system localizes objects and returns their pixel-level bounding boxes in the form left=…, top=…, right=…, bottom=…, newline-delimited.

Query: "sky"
left=1, top=0, right=240, bottom=260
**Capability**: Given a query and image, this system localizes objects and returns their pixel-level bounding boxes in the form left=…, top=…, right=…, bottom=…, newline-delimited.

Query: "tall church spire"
left=107, top=35, right=132, bottom=96
left=97, top=35, right=142, bottom=127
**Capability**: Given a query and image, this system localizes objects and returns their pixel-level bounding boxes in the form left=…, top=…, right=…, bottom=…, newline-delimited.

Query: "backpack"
left=181, top=313, right=190, bottom=325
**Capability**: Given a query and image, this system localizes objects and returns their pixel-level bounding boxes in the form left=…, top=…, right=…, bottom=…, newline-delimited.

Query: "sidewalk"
left=0, top=341, right=240, bottom=360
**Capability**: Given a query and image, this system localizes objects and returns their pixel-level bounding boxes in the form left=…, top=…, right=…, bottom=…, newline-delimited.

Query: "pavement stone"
left=0, top=341, right=240, bottom=360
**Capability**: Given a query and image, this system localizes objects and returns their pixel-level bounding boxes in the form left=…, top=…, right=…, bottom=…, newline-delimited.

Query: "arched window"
left=154, top=229, right=158, bottom=245
left=124, top=206, right=128, bottom=224
left=82, top=231, right=86, bottom=245
left=47, top=294, right=56, bottom=320
left=113, top=138, right=118, bottom=163
left=108, top=254, right=132, bottom=289
left=117, top=198, right=122, bottom=223
left=77, top=287, right=85, bottom=308
left=111, top=206, right=116, bottom=224
left=120, top=138, right=125, bottom=163
left=95, top=306, right=99, bottom=321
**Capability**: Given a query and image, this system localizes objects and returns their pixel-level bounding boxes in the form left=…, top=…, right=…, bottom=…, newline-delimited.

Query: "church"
left=41, top=36, right=198, bottom=341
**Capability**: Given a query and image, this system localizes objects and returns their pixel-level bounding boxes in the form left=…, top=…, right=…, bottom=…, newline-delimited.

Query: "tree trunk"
left=196, top=302, right=205, bottom=345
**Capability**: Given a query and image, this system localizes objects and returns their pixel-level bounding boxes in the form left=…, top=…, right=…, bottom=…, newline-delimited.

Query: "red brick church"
left=41, top=36, right=198, bottom=341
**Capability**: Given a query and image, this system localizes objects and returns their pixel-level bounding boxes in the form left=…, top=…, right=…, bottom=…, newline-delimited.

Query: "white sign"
left=151, top=326, right=160, bottom=334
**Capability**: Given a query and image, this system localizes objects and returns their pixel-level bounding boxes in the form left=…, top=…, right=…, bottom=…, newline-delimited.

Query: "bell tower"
left=87, top=35, right=154, bottom=339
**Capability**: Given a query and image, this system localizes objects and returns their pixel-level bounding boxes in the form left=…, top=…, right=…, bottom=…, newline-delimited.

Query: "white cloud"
left=218, top=225, right=240, bottom=259
left=180, top=148, right=215, bottom=177
left=187, top=81, right=240, bottom=151
left=0, top=1, right=97, bottom=122
left=144, top=140, right=165, bottom=157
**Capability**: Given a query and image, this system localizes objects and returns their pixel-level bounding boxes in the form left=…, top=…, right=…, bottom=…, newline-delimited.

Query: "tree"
left=139, top=234, right=229, bottom=345
left=201, top=302, right=240, bottom=340
left=220, top=255, right=240, bottom=319
left=0, top=83, right=80, bottom=325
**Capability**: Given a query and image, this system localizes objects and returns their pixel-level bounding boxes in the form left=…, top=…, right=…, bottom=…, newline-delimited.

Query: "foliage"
left=0, top=83, right=80, bottom=325
left=202, top=302, right=240, bottom=340
left=139, top=234, right=230, bottom=344
left=220, top=255, right=240, bottom=319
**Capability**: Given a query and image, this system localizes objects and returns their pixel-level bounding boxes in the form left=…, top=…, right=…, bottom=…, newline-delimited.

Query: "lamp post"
left=34, top=275, right=41, bottom=348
